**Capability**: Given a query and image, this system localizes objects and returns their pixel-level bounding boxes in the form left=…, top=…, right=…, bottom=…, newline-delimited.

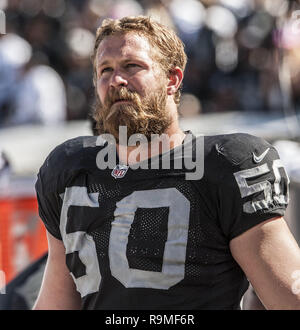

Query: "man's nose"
left=110, top=71, right=128, bottom=88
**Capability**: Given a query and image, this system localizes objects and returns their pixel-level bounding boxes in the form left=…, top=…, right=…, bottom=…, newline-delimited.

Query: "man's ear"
left=167, top=67, right=183, bottom=96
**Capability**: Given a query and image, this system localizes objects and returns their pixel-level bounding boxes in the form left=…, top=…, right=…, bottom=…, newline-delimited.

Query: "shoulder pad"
left=213, top=133, right=272, bottom=166
left=37, top=136, right=107, bottom=193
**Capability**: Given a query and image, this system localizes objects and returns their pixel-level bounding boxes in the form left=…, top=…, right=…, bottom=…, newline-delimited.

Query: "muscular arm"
left=230, top=217, right=300, bottom=310
left=32, top=231, right=81, bottom=310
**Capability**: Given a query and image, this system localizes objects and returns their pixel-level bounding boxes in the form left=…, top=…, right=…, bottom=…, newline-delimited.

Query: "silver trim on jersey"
left=60, top=187, right=101, bottom=297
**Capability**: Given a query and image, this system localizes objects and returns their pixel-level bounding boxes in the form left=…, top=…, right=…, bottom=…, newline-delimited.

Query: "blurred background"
left=0, top=0, right=300, bottom=309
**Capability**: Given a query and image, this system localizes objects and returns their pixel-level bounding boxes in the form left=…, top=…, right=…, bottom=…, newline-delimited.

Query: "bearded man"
left=33, top=16, right=300, bottom=310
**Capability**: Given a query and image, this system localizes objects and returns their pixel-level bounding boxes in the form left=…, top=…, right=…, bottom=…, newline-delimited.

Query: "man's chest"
left=60, top=174, right=228, bottom=297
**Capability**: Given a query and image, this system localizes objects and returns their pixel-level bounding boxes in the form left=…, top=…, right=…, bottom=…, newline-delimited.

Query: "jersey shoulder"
left=36, top=136, right=107, bottom=194
left=203, top=133, right=278, bottom=175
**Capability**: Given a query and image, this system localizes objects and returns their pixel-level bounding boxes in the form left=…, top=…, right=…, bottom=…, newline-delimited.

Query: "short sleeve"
left=34, top=136, right=99, bottom=241
left=35, top=172, right=62, bottom=240
left=217, top=134, right=289, bottom=240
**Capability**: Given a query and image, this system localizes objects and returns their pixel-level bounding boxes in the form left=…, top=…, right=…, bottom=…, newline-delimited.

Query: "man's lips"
left=106, top=99, right=134, bottom=120
left=113, top=99, right=131, bottom=104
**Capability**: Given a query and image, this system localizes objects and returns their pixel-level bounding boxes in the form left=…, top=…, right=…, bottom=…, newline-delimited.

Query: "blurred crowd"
left=0, top=0, right=300, bottom=127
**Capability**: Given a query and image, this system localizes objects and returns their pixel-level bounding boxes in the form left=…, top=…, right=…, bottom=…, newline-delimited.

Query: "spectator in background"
left=0, top=32, right=31, bottom=127
left=0, top=54, right=18, bottom=125
left=0, top=33, right=67, bottom=127
left=12, top=61, right=67, bottom=125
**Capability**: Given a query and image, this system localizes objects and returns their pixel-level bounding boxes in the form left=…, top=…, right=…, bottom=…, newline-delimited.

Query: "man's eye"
left=126, top=63, right=138, bottom=68
left=101, top=67, right=112, bottom=74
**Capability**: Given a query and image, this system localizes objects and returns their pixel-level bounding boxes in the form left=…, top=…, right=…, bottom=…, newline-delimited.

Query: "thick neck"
left=116, top=118, right=185, bottom=165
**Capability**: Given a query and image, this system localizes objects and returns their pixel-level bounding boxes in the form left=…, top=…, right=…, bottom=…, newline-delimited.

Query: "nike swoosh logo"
left=252, top=147, right=270, bottom=163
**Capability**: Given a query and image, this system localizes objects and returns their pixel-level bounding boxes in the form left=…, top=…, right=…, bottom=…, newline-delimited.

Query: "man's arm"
left=242, top=284, right=266, bottom=310
left=32, top=231, right=81, bottom=310
left=230, top=217, right=300, bottom=310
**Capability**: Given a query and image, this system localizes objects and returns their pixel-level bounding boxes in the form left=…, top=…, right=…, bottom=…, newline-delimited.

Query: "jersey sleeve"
left=35, top=169, right=62, bottom=240
left=35, top=142, right=68, bottom=240
left=216, top=134, right=289, bottom=240
left=35, top=136, right=104, bottom=240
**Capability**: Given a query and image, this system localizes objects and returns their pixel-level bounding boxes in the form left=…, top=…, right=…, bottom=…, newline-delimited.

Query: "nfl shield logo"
left=111, top=164, right=129, bottom=179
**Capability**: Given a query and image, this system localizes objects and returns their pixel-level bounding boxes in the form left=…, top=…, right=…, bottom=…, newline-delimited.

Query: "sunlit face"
left=94, top=32, right=172, bottom=142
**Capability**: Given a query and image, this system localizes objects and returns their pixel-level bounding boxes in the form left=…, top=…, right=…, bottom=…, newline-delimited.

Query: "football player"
left=33, top=16, right=300, bottom=310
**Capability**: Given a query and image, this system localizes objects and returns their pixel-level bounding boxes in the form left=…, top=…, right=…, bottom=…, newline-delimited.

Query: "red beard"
left=93, top=86, right=172, bottom=143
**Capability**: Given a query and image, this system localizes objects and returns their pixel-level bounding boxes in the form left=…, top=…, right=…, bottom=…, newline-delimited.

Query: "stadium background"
left=0, top=0, right=300, bottom=308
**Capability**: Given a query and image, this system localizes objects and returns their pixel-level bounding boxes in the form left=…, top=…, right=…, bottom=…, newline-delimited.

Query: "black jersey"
left=35, top=132, right=289, bottom=310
